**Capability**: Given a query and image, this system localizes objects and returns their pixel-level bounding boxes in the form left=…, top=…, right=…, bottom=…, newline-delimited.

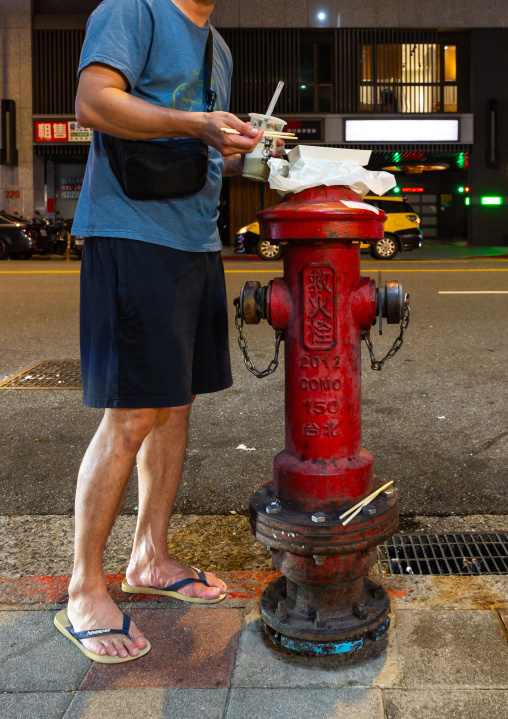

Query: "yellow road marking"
left=223, top=269, right=508, bottom=273
left=2, top=268, right=508, bottom=275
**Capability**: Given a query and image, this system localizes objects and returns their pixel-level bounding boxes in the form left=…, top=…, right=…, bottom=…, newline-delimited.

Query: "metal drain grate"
left=378, top=533, right=508, bottom=575
left=0, top=360, right=82, bottom=389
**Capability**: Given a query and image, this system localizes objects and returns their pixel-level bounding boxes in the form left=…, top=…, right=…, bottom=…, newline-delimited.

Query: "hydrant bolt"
left=353, top=604, right=369, bottom=621
left=383, top=488, right=396, bottom=498
left=362, top=505, right=377, bottom=516
left=311, top=513, right=326, bottom=523
left=313, top=554, right=327, bottom=565
left=266, top=502, right=282, bottom=515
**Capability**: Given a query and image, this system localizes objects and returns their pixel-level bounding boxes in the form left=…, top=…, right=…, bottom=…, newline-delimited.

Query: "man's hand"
left=222, top=139, right=286, bottom=177
left=196, top=111, right=263, bottom=157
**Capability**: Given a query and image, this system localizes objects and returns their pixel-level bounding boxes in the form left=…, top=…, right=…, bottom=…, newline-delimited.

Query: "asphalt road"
left=1, top=254, right=507, bottom=517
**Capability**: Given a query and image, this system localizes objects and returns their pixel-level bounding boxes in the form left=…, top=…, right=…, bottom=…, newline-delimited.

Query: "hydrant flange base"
left=250, top=479, right=399, bottom=557
left=260, top=576, right=391, bottom=658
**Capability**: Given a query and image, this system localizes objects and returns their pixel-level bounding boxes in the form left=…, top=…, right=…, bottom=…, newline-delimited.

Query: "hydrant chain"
left=362, top=296, right=410, bottom=371
left=234, top=299, right=283, bottom=379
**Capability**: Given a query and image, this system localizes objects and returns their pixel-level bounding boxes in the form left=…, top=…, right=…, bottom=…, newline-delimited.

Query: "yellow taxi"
left=362, top=195, right=423, bottom=259
left=235, top=195, right=422, bottom=260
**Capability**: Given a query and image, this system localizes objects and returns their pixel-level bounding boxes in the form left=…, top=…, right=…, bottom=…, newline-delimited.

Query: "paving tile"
left=395, top=610, right=508, bottom=688
left=383, top=690, right=508, bottom=719
left=63, top=689, right=227, bottom=719
left=226, top=688, right=384, bottom=718
left=0, top=692, right=72, bottom=719
left=79, top=608, right=243, bottom=690
left=231, top=612, right=402, bottom=688
left=0, top=611, right=90, bottom=692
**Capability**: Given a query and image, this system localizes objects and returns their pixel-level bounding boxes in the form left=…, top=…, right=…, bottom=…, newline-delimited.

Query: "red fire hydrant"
left=234, top=185, right=410, bottom=660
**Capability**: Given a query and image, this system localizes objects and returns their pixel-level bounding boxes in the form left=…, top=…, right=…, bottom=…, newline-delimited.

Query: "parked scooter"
left=53, top=213, right=73, bottom=255
left=32, top=211, right=58, bottom=255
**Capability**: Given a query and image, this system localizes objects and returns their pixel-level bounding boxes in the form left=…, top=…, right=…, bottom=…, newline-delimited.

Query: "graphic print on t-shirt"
left=173, top=73, right=221, bottom=112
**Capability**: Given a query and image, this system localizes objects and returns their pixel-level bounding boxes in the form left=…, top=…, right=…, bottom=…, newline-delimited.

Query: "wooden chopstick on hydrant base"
left=340, top=481, right=394, bottom=526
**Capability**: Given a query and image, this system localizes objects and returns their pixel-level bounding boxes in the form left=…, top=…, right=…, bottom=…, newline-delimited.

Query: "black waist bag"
left=102, top=29, right=216, bottom=202
left=102, top=135, right=209, bottom=201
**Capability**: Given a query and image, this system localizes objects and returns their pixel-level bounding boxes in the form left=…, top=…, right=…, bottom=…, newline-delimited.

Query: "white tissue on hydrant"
left=267, top=157, right=396, bottom=198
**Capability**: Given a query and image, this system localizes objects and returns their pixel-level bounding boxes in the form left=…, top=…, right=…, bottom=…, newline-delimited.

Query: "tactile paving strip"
left=0, top=360, right=81, bottom=389
left=378, top=532, right=508, bottom=575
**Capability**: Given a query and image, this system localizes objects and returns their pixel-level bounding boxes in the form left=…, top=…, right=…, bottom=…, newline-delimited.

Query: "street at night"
left=1, top=249, right=507, bottom=519
left=1, top=0, right=508, bottom=716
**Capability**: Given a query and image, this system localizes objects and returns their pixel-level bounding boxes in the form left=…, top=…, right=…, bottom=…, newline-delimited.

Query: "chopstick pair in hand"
left=220, top=127, right=297, bottom=139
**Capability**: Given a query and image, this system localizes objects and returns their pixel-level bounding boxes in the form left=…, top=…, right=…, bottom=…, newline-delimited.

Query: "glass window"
left=317, top=85, right=332, bottom=113
left=444, top=45, right=456, bottom=82
left=299, top=85, right=314, bottom=113
left=299, top=44, right=314, bottom=84
left=317, top=45, right=332, bottom=83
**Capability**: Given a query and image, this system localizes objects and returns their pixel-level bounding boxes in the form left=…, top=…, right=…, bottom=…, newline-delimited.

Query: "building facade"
left=1, top=0, right=507, bottom=245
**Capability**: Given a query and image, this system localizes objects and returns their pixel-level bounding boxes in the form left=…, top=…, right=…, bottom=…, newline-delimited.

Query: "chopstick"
left=340, top=481, right=395, bottom=527
left=220, top=128, right=297, bottom=138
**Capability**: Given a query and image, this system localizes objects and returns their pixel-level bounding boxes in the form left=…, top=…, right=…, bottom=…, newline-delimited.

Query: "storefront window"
left=360, top=43, right=458, bottom=113
left=444, top=45, right=457, bottom=82
left=299, top=42, right=333, bottom=113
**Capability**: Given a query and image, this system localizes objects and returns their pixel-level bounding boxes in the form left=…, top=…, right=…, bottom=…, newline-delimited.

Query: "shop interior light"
left=317, top=11, right=326, bottom=20
left=481, top=196, right=502, bottom=205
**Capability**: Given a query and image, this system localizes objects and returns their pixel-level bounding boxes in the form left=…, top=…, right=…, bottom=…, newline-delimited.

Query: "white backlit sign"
left=345, top=119, right=459, bottom=143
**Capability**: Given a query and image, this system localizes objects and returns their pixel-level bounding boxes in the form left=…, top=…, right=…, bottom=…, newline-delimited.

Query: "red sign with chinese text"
left=35, top=121, right=69, bottom=142
left=303, top=264, right=336, bottom=351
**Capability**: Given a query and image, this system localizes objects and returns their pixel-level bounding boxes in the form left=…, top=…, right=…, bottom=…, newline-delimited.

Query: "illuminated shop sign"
left=284, top=120, right=323, bottom=142
left=345, top=119, right=459, bottom=143
left=60, top=178, right=83, bottom=199
left=35, top=121, right=93, bottom=143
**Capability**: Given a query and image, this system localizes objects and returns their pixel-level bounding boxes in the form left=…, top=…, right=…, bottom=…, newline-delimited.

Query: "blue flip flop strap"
left=152, top=570, right=210, bottom=593
left=68, top=612, right=131, bottom=641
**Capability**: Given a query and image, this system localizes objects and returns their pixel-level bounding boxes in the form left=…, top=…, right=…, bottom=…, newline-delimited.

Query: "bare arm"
left=76, top=63, right=262, bottom=157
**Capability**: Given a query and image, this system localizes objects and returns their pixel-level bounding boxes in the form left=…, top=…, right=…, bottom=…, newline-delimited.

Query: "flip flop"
left=54, top=607, right=151, bottom=664
left=121, top=566, right=227, bottom=604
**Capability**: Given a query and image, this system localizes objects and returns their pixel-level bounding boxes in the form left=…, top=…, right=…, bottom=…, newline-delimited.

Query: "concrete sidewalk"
left=1, top=570, right=508, bottom=719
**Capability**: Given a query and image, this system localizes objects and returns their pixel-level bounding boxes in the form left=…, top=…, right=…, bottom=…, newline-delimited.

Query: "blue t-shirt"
left=72, top=0, right=232, bottom=252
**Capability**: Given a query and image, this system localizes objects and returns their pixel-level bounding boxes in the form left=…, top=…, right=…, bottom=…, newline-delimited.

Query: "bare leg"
left=126, top=403, right=225, bottom=600
left=67, top=408, right=159, bottom=658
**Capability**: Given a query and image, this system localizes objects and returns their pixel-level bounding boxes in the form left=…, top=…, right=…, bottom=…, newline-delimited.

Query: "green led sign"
left=481, top=196, right=502, bottom=205
left=465, top=198, right=470, bottom=206
left=457, top=152, right=467, bottom=169
left=393, top=186, right=401, bottom=193
left=458, top=186, right=465, bottom=193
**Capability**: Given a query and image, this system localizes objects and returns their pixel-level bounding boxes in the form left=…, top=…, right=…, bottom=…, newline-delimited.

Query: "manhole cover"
left=378, top=533, right=508, bottom=575
left=0, top=360, right=81, bottom=389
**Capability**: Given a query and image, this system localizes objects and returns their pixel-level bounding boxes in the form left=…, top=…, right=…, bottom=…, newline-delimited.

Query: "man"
left=56, top=0, right=266, bottom=662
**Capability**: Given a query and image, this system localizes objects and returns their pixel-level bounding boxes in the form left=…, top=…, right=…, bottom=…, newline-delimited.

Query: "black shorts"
left=80, top=237, right=232, bottom=409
